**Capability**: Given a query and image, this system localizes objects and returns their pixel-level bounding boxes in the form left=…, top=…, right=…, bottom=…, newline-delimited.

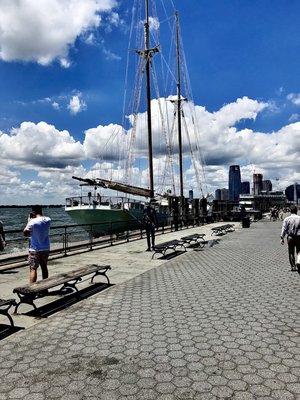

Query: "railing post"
left=110, top=222, right=113, bottom=246
left=63, top=226, right=68, bottom=256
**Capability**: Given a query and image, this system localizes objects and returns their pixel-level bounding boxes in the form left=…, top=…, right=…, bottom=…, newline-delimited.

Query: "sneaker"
left=146, top=248, right=151, bottom=252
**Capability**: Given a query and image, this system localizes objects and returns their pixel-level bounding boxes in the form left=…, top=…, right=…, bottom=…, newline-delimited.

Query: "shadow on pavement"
left=0, top=323, right=24, bottom=340
left=19, top=282, right=114, bottom=319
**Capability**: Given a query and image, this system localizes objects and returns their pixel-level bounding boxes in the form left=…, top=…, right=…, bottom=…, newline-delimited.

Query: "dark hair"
left=290, top=205, right=298, bottom=214
left=32, top=205, right=43, bottom=214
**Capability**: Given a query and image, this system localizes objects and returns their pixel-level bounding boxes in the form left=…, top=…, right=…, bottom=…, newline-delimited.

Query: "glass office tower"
left=241, top=181, right=250, bottom=194
left=229, top=165, right=241, bottom=201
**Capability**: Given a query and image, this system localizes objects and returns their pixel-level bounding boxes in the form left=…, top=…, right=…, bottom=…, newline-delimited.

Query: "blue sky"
left=1, top=0, right=300, bottom=205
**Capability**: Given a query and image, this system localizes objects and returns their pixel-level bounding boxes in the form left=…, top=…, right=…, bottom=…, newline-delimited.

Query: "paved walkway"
left=1, top=219, right=300, bottom=399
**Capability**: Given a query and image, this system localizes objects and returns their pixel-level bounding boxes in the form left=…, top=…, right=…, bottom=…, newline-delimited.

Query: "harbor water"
left=0, top=207, right=85, bottom=255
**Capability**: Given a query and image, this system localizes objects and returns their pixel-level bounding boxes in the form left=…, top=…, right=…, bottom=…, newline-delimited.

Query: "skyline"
left=2, top=1, right=300, bottom=204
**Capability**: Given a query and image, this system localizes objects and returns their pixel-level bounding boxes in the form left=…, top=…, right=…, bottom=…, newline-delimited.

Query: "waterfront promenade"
left=1, top=218, right=300, bottom=399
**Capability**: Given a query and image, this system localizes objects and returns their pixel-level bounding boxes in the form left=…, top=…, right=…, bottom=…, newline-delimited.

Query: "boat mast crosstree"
left=65, top=0, right=207, bottom=237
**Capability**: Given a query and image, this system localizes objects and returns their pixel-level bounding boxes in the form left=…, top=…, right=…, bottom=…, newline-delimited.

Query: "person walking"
left=23, top=205, right=51, bottom=284
left=280, top=205, right=300, bottom=272
left=0, top=220, right=6, bottom=251
left=143, top=201, right=158, bottom=251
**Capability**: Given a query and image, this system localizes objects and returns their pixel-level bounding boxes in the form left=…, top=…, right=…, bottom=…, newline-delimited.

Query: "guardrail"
left=0, top=216, right=207, bottom=269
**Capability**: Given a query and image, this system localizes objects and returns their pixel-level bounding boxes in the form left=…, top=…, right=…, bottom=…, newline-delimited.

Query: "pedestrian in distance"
left=0, top=220, right=6, bottom=251
left=280, top=205, right=300, bottom=273
left=143, top=201, right=158, bottom=251
left=23, top=205, right=51, bottom=284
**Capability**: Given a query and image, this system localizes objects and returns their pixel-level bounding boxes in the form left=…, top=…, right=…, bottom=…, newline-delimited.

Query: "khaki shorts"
left=28, top=250, right=49, bottom=270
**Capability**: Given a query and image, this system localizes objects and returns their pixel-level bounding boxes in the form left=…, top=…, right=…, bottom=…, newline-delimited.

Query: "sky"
left=1, top=0, right=300, bottom=205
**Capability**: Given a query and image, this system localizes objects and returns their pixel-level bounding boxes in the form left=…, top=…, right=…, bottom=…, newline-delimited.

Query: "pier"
left=0, top=218, right=299, bottom=399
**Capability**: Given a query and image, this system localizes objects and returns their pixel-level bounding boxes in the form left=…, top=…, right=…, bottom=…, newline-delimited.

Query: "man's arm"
left=0, top=225, right=5, bottom=246
left=23, top=221, right=32, bottom=237
left=280, top=219, right=287, bottom=243
left=23, top=228, right=31, bottom=237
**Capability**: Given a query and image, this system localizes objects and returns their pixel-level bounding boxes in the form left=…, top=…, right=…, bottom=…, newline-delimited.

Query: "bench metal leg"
left=14, top=293, right=38, bottom=313
left=0, top=302, right=16, bottom=327
left=60, top=277, right=82, bottom=293
left=90, top=270, right=110, bottom=285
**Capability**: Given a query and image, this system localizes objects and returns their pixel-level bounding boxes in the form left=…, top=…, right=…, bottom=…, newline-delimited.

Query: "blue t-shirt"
left=25, top=216, right=51, bottom=251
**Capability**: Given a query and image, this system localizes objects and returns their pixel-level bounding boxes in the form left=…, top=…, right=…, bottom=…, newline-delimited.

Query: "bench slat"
left=152, top=239, right=186, bottom=259
left=14, top=264, right=110, bottom=295
left=13, top=264, right=111, bottom=313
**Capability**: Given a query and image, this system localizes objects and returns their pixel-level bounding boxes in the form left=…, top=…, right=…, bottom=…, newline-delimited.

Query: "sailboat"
left=65, top=0, right=207, bottom=237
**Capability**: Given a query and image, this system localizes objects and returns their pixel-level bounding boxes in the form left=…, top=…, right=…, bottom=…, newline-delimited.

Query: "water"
left=0, top=207, right=85, bottom=255
left=0, top=207, right=73, bottom=231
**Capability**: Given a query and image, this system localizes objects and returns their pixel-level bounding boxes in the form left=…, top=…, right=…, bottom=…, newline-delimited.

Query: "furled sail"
left=72, top=176, right=152, bottom=198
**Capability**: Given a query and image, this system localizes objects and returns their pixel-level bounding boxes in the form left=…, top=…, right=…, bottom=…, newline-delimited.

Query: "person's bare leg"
left=29, top=268, right=37, bottom=283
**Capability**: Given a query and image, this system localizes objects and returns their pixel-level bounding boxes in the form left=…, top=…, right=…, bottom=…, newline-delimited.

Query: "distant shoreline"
left=0, top=205, right=63, bottom=208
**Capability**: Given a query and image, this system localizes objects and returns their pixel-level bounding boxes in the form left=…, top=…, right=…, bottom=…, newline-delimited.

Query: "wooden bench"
left=211, top=224, right=235, bottom=236
left=13, top=264, right=111, bottom=312
left=180, top=233, right=206, bottom=248
left=152, top=239, right=186, bottom=259
left=0, top=298, right=16, bottom=327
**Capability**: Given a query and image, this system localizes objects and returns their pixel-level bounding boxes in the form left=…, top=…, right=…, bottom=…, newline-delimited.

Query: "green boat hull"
left=66, top=208, right=142, bottom=237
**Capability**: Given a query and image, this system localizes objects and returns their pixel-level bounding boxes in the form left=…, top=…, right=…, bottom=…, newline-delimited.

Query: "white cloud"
left=68, top=95, right=87, bottom=115
left=3, top=95, right=300, bottom=203
left=289, top=113, right=300, bottom=122
left=149, top=17, right=160, bottom=31
left=84, top=124, right=127, bottom=160
left=52, top=102, right=60, bottom=110
left=0, top=0, right=117, bottom=66
left=287, top=93, right=300, bottom=106
left=0, top=121, right=84, bottom=168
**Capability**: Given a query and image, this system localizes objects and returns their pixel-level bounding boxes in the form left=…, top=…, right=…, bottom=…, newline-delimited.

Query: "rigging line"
left=175, top=21, right=209, bottom=195
left=122, top=0, right=138, bottom=130
left=160, top=16, right=176, bottom=99
left=166, top=110, right=177, bottom=194
left=124, top=59, right=145, bottom=183
left=181, top=110, right=204, bottom=197
left=183, top=118, right=204, bottom=197
left=184, top=100, right=209, bottom=195
left=150, top=61, right=176, bottom=194
left=147, top=11, right=177, bottom=88
left=160, top=0, right=176, bottom=20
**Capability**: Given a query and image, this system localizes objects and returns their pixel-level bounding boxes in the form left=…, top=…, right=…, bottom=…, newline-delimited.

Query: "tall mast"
left=175, top=11, right=184, bottom=198
left=144, top=0, right=154, bottom=198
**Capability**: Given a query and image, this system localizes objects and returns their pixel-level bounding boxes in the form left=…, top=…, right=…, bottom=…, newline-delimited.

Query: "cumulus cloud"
left=3, top=95, right=300, bottom=203
left=68, top=95, right=87, bottom=115
left=52, top=102, right=60, bottom=110
left=287, top=93, right=300, bottom=106
left=0, top=121, right=84, bottom=168
left=0, top=0, right=117, bottom=66
left=84, top=124, right=127, bottom=160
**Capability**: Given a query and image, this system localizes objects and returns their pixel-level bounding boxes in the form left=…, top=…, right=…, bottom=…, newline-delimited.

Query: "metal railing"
left=0, top=215, right=211, bottom=269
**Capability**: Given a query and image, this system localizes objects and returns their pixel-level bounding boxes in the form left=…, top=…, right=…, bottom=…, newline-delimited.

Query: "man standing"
left=0, top=220, right=6, bottom=251
left=281, top=205, right=300, bottom=273
left=23, top=205, right=51, bottom=283
left=143, top=201, right=158, bottom=251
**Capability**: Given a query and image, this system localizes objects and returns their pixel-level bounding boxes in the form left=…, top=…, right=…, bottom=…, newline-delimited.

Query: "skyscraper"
left=262, top=180, right=272, bottom=193
left=228, top=165, right=241, bottom=201
left=253, top=173, right=263, bottom=195
left=241, top=181, right=250, bottom=194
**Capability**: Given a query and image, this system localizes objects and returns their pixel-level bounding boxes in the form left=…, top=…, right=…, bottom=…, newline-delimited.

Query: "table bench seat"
left=180, top=233, right=206, bottom=247
left=211, top=224, right=235, bottom=236
left=13, top=264, right=111, bottom=312
left=152, top=239, right=186, bottom=259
